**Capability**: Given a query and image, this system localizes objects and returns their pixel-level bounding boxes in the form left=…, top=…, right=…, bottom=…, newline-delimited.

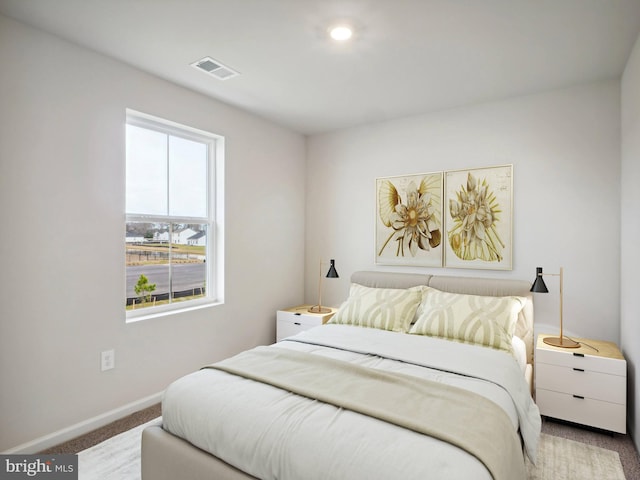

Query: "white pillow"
left=409, top=287, right=526, bottom=352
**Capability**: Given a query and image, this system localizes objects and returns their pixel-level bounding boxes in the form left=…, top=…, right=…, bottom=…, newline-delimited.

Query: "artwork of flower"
left=444, top=165, right=512, bottom=270
left=376, top=172, right=443, bottom=267
left=448, top=172, right=503, bottom=261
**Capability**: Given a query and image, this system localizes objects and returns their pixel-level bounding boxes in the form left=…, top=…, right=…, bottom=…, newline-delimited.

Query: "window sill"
left=125, top=299, right=223, bottom=323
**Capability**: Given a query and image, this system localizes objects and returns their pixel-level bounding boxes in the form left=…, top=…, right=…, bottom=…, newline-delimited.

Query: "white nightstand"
left=535, top=334, right=627, bottom=433
left=276, top=305, right=337, bottom=342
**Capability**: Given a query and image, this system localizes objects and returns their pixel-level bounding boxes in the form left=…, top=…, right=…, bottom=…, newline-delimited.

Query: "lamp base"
left=308, top=305, right=332, bottom=314
left=543, top=336, right=580, bottom=348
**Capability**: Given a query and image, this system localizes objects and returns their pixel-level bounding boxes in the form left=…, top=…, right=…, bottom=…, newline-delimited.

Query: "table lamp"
left=308, top=259, right=339, bottom=314
left=530, top=266, right=579, bottom=348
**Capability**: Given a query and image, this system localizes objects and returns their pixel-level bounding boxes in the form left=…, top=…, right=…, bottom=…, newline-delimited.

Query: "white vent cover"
left=190, top=56, right=240, bottom=80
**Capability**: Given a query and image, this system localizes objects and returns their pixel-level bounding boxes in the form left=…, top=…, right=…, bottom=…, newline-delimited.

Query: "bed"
left=141, top=271, right=541, bottom=480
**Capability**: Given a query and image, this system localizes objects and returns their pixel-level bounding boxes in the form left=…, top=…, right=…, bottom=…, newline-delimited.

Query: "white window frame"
left=125, top=109, right=224, bottom=322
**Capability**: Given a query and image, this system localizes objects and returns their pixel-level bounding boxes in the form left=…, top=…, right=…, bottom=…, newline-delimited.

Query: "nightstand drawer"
left=276, top=305, right=336, bottom=342
left=536, top=389, right=626, bottom=434
left=535, top=363, right=626, bottom=404
left=277, top=310, right=325, bottom=327
left=536, top=347, right=626, bottom=376
left=277, top=319, right=319, bottom=341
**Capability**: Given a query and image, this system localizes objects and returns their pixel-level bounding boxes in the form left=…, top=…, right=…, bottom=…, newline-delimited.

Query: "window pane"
left=126, top=125, right=168, bottom=215
left=169, top=136, right=208, bottom=217
left=170, top=223, right=207, bottom=301
left=126, top=222, right=170, bottom=309
left=125, top=221, right=207, bottom=311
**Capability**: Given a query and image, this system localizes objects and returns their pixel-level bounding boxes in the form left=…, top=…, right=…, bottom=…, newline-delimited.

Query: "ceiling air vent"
left=191, top=56, right=240, bottom=80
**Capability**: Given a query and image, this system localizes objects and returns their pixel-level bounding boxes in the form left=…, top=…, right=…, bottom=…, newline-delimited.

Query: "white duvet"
left=162, top=325, right=540, bottom=480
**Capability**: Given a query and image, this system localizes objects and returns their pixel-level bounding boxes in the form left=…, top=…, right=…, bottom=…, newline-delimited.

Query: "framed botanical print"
left=375, top=172, right=443, bottom=267
left=443, top=164, right=513, bottom=270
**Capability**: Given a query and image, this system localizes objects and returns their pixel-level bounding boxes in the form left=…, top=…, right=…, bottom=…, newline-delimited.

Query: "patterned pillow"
left=329, top=283, right=424, bottom=333
left=409, top=287, right=526, bottom=352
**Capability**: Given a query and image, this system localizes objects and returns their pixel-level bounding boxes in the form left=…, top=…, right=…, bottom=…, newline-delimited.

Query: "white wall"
left=306, top=81, right=621, bottom=345
left=621, top=32, right=640, bottom=452
left=1, top=9, right=634, bottom=455
left=0, top=15, right=305, bottom=452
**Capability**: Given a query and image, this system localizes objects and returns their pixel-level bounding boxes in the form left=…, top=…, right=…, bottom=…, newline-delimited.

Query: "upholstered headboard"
left=350, top=271, right=535, bottom=364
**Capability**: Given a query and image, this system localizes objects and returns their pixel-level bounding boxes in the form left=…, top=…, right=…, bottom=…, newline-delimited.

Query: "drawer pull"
left=573, top=353, right=584, bottom=357
left=294, top=313, right=302, bottom=316
left=573, top=368, right=585, bottom=372
left=573, top=395, right=585, bottom=400
left=294, top=322, right=301, bottom=326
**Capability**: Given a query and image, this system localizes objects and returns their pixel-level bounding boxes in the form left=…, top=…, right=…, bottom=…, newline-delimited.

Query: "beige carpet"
left=78, top=419, right=626, bottom=480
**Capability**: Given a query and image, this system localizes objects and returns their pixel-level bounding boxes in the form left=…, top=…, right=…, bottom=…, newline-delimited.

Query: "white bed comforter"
left=162, top=325, right=541, bottom=480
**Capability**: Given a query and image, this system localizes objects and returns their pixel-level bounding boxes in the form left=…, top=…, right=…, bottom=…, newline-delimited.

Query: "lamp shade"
left=530, top=267, right=549, bottom=293
left=326, top=259, right=339, bottom=278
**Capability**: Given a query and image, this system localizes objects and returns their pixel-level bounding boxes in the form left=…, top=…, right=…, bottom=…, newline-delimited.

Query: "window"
left=125, top=110, right=223, bottom=320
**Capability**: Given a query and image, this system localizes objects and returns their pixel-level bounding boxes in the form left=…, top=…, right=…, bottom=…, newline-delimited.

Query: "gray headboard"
left=350, top=271, right=535, bottom=364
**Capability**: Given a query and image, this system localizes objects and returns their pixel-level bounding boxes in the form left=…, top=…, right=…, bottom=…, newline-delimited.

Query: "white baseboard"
left=3, top=391, right=163, bottom=454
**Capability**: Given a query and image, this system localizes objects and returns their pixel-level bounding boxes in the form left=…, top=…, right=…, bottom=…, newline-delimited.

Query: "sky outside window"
left=169, top=136, right=207, bottom=217
left=126, top=124, right=168, bottom=215
left=126, top=125, right=208, bottom=217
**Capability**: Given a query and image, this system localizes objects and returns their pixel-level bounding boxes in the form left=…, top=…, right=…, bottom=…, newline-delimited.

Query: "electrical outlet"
left=101, top=349, right=115, bottom=371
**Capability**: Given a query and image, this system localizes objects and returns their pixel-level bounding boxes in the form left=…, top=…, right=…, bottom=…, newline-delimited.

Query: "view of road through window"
left=126, top=263, right=206, bottom=298
left=125, top=239, right=207, bottom=308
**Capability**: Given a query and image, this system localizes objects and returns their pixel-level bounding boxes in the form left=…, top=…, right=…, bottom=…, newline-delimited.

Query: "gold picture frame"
left=375, top=172, right=443, bottom=267
left=443, top=164, right=513, bottom=270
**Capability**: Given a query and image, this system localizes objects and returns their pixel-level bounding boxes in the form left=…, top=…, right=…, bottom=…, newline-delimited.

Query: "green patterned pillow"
left=409, top=287, right=526, bottom=352
left=329, top=283, right=424, bottom=333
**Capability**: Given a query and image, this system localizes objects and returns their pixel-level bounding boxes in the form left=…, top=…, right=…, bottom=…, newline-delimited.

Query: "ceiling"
left=1, top=0, right=639, bottom=135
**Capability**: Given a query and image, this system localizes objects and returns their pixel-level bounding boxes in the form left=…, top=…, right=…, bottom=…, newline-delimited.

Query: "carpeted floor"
left=39, top=403, right=161, bottom=455
left=43, top=405, right=640, bottom=479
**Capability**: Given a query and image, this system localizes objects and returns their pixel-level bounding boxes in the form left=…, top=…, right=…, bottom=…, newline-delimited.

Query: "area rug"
left=77, top=417, right=161, bottom=480
left=526, top=433, right=626, bottom=480
left=78, top=419, right=626, bottom=480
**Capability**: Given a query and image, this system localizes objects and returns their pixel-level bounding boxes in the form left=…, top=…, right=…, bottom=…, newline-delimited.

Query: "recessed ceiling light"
left=329, top=25, right=353, bottom=41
